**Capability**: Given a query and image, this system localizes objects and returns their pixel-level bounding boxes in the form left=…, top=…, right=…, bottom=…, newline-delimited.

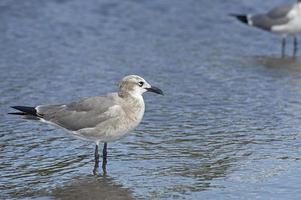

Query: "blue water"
left=1, top=0, right=301, bottom=199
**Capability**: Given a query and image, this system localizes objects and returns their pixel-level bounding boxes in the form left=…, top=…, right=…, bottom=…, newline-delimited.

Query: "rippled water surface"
left=1, top=0, right=301, bottom=199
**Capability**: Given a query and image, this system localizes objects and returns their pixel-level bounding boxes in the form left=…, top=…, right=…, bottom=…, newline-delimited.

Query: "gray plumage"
left=37, top=93, right=142, bottom=141
left=267, top=4, right=292, bottom=19
left=250, top=14, right=290, bottom=31
left=250, top=5, right=292, bottom=31
left=37, top=95, right=121, bottom=131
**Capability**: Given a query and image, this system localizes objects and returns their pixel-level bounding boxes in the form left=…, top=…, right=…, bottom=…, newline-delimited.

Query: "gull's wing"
left=36, top=93, right=124, bottom=131
left=251, top=14, right=290, bottom=31
left=250, top=4, right=294, bottom=31
left=267, top=4, right=293, bottom=19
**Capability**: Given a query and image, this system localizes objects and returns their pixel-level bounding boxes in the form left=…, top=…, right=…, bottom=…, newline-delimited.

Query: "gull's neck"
left=119, top=91, right=145, bottom=122
left=119, top=91, right=144, bottom=105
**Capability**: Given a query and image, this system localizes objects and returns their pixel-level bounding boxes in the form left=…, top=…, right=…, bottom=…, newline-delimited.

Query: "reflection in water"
left=48, top=175, right=135, bottom=200
left=255, top=56, right=301, bottom=71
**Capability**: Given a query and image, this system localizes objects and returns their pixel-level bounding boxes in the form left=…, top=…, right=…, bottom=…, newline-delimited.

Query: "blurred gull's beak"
left=146, top=86, right=164, bottom=95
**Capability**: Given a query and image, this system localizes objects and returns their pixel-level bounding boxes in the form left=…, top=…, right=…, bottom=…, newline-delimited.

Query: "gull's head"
left=118, top=75, right=163, bottom=97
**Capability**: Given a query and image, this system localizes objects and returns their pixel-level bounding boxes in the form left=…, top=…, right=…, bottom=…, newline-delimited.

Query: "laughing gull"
left=9, top=75, right=163, bottom=175
left=231, top=0, right=301, bottom=57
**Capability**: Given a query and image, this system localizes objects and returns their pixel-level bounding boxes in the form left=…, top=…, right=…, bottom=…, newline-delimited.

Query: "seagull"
left=9, top=75, right=163, bottom=175
left=231, top=0, right=301, bottom=57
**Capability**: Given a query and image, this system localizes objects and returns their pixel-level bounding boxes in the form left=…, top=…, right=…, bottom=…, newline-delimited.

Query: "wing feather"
left=36, top=93, right=123, bottom=131
left=267, top=5, right=292, bottom=19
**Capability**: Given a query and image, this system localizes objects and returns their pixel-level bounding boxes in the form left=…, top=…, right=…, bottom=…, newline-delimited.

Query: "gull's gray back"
left=251, top=14, right=290, bottom=31
left=37, top=93, right=123, bottom=131
left=251, top=4, right=293, bottom=30
left=267, top=5, right=292, bottom=19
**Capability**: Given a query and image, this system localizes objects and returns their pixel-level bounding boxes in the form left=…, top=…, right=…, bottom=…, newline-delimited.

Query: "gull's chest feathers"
left=122, top=95, right=145, bottom=125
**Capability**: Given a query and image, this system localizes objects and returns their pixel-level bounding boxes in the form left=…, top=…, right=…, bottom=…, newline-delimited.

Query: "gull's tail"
left=9, top=106, right=38, bottom=117
left=229, top=14, right=249, bottom=25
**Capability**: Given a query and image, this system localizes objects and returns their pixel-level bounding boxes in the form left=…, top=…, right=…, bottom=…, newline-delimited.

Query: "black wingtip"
left=10, top=106, right=37, bottom=116
left=8, top=112, right=27, bottom=115
left=229, top=14, right=248, bottom=24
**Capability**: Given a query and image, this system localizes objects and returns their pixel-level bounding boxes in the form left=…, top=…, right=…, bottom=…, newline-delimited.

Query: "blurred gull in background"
left=231, top=0, right=301, bottom=57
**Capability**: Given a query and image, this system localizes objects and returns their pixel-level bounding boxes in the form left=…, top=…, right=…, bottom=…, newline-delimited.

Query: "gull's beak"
left=146, top=86, right=164, bottom=95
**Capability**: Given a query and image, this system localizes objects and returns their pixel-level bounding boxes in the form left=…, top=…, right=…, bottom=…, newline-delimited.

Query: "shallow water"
left=1, top=0, right=301, bottom=199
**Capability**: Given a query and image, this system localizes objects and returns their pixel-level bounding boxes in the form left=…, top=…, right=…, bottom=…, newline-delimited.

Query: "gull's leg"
left=93, top=143, right=99, bottom=175
left=293, top=36, right=298, bottom=57
left=102, top=142, right=108, bottom=174
left=282, top=37, right=286, bottom=58
left=103, top=142, right=108, bottom=160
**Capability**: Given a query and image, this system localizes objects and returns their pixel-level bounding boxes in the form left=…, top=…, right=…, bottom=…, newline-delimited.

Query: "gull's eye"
left=138, top=81, right=144, bottom=87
